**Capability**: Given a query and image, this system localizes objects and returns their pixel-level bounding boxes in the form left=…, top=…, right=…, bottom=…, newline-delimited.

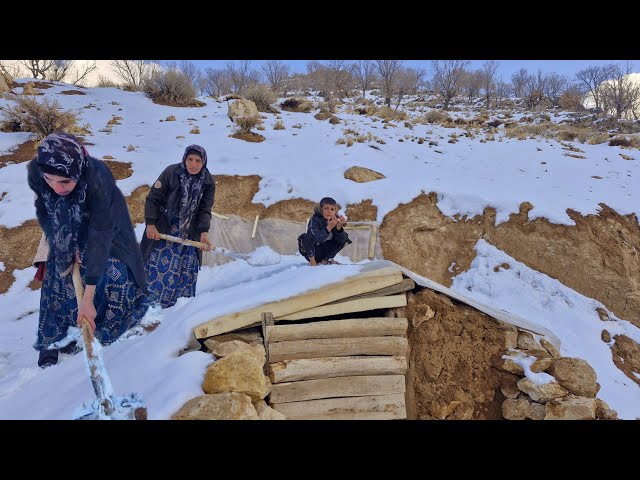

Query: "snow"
left=247, top=245, right=281, bottom=266
left=502, top=351, right=555, bottom=385
left=451, top=239, right=640, bottom=419
left=1, top=79, right=639, bottom=420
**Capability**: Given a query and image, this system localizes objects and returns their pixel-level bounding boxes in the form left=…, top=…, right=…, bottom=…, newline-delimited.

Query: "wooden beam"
left=269, top=355, right=407, bottom=383
left=368, top=224, right=377, bottom=260
left=268, top=336, right=408, bottom=362
left=343, top=225, right=373, bottom=230
left=261, top=312, right=274, bottom=374
left=194, top=266, right=403, bottom=338
left=211, top=211, right=230, bottom=219
left=325, top=278, right=415, bottom=305
left=269, top=374, right=405, bottom=403
left=266, top=317, right=408, bottom=343
left=271, top=393, right=406, bottom=420
left=277, top=294, right=407, bottom=321
left=251, top=214, right=259, bottom=239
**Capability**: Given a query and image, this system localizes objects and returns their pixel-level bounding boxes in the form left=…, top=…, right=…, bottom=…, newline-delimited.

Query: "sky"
left=181, top=59, right=640, bottom=82
left=0, top=79, right=638, bottom=419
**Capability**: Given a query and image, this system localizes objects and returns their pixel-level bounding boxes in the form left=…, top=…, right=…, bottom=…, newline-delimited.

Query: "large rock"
left=171, top=393, right=259, bottom=420
left=500, top=358, right=524, bottom=375
left=517, top=378, right=568, bottom=403
left=540, top=338, right=561, bottom=358
left=228, top=99, right=259, bottom=122
left=212, top=340, right=266, bottom=363
left=204, top=330, right=263, bottom=351
left=0, top=75, right=9, bottom=94
left=344, top=166, right=386, bottom=183
left=531, top=357, right=555, bottom=373
left=595, top=398, right=618, bottom=420
left=504, top=328, right=518, bottom=349
left=202, top=350, right=271, bottom=401
left=548, top=357, right=598, bottom=398
left=517, top=331, right=541, bottom=350
left=502, top=398, right=546, bottom=420
left=254, top=400, right=286, bottom=420
left=544, top=396, right=596, bottom=420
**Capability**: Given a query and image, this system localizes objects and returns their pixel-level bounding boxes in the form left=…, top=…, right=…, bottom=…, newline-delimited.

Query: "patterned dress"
left=36, top=251, right=150, bottom=350
left=144, top=217, right=200, bottom=308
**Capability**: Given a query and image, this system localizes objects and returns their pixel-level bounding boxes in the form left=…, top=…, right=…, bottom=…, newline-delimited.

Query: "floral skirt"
left=36, top=256, right=150, bottom=350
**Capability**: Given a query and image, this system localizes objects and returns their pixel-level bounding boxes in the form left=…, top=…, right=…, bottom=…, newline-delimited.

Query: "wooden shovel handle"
left=159, top=233, right=211, bottom=250
left=72, top=262, right=94, bottom=344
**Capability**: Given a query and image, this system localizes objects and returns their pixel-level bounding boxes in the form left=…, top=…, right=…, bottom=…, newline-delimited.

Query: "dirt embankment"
left=404, top=288, right=518, bottom=419
left=380, top=193, right=640, bottom=326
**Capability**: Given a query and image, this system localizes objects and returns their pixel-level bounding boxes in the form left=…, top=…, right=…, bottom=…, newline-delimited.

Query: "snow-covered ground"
left=0, top=79, right=639, bottom=419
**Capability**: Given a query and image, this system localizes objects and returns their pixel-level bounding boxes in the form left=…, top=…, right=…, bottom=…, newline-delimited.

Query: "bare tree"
left=48, top=60, right=74, bottom=82
left=431, top=60, right=470, bottom=110
left=575, top=64, right=615, bottom=114
left=601, top=61, right=640, bottom=119
left=327, top=60, right=353, bottom=98
left=261, top=60, right=290, bottom=96
left=70, top=61, right=97, bottom=86
left=522, top=70, right=547, bottom=110
left=461, top=70, right=483, bottom=104
left=20, top=60, right=56, bottom=79
left=203, top=68, right=231, bottom=97
left=544, top=73, right=568, bottom=107
left=0, top=61, right=24, bottom=78
left=494, top=79, right=511, bottom=108
left=225, top=60, right=259, bottom=95
left=110, top=60, right=159, bottom=90
left=351, top=60, right=376, bottom=100
left=179, top=61, right=204, bottom=95
left=480, top=60, right=499, bottom=108
left=375, top=60, right=404, bottom=107
left=511, top=68, right=528, bottom=98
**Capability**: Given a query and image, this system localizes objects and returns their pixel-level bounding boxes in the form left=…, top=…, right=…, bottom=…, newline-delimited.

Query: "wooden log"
left=277, top=294, right=407, bottom=321
left=271, top=393, right=406, bottom=420
left=325, top=278, right=415, bottom=305
left=268, top=336, right=408, bottom=362
left=266, top=317, right=407, bottom=343
left=211, top=211, right=230, bottom=219
left=194, top=266, right=403, bottom=338
left=269, top=374, right=405, bottom=403
left=269, top=355, right=407, bottom=383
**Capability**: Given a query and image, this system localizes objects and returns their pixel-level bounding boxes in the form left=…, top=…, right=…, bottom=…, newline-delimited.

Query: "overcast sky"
left=181, top=59, right=640, bottom=81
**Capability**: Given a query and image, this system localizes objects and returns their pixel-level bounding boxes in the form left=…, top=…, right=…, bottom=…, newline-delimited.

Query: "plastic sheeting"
left=202, top=213, right=383, bottom=266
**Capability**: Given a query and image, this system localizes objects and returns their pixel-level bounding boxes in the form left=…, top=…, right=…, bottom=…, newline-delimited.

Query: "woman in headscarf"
left=27, top=132, right=150, bottom=368
left=141, top=144, right=215, bottom=308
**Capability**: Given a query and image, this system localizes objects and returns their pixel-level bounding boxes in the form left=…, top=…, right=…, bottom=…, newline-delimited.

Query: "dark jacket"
left=140, top=163, right=215, bottom=264
left=27, top=157, right=146, bottom=288
left=307, top=211, right=349, bottom=245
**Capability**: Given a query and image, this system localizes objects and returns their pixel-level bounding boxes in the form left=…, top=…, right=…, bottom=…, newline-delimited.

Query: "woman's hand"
left=77, top=294, right=97, bottom=332
left=146, top=224, right=160, bottom=240
left=200, top=232, right=213, bottom=251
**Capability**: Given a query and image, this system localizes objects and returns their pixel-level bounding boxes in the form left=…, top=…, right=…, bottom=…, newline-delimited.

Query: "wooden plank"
left=343, top=225, right=373, bottom=230
left=269, top=374, right=405, bottom=403
left=269, top=336, right=408, bottom=362
left=251, top=214, right=259, bottom=239
left=269, top=355, right=407, bottom=383
left=368, top=224, right=377, bottom=260
left=266, top=317, right=408, bottom=342
left=194, top=266, right=403, bottom=338
left=261, top=312, right=274, bottom=374
left=271, top=393, right=406, bottom=420
left=212, top=211, right=230, bottom=219
left=277, top=294, right=407, bottom=321
left=325, top=278, right=415, bottom=305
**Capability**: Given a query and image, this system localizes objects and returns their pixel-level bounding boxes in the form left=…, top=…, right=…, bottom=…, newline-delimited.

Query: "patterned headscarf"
left=175, top=144, right=208, bottom=235
left=35, top=133, right=89, bottom=277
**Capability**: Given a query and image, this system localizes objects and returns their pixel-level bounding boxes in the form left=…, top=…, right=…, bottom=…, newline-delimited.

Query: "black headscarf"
left=35, top=132, right=89, bottom=277
left=174, top=144, right=208, bottom=235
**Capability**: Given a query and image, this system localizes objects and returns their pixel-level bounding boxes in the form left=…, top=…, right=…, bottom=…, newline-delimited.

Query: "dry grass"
left=244, top=84, right=278, bottom=113
left=189, top=127, right=200, bottom=134
left=280, top=98, right=313, bottom=113
left=376, top=106, right=408, bottom=121
left=1, top=94, right=78, bottom=140
left=273, top=120, right=285, bottom=130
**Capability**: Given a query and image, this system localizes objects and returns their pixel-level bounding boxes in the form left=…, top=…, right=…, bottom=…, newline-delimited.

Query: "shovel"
left=71, top=262, right=147, bottom=420
left=158, top=233, right=252, bottom=262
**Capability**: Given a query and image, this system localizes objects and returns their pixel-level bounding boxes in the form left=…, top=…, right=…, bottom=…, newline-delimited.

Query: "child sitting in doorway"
left=298, top=197, right=352, bottom=266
